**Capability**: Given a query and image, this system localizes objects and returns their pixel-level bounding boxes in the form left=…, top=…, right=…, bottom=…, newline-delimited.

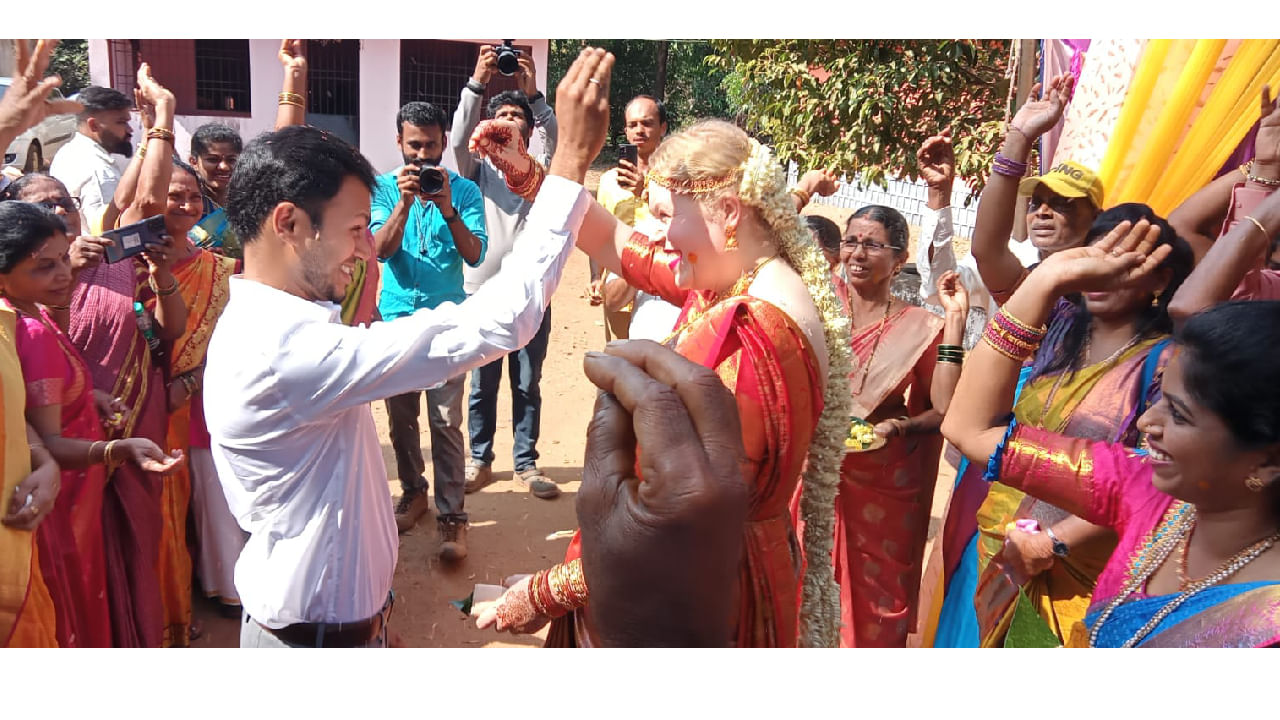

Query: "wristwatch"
left=1044, top=526, right=1070, bottom=558
left=442, top=206, right=461, bottom=224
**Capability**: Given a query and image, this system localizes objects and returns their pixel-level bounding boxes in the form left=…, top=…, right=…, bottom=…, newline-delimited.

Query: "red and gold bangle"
left=146, top=127, right=175, bottom=144
left=994, top=307, right=1046, bottom=344
left=982, top=322, right=1039, bottom=362
left=548, top=558, right=589, bottom=610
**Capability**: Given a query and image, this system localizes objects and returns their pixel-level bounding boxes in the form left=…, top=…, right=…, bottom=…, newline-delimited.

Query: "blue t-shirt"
left=372, top=166, right=487, bottom=319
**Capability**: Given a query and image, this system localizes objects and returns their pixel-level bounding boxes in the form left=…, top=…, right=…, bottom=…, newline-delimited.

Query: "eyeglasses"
left=34, top=197, right=82, bottom=214
left=1028, top=195, right=1078, bottom=215
left=841, top=238, right=901, bottom=253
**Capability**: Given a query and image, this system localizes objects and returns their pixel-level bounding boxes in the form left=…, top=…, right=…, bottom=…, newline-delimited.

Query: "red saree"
left=68, top=260, right=167, bottom=647
left=146, top=246, right=236, bottom=647
left=7, top=301, right=113, bottom=647
left=829, top=275, right=945, bottom=647
left=546, top=234, right=823, bottom=647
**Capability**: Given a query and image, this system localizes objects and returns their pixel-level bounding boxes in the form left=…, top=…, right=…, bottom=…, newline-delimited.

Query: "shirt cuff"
left=528, top=175, right=591, bottom=238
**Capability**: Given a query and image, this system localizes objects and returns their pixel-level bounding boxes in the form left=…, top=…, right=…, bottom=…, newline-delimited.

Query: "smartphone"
left=618, top=143, right=638, bottom=166
left=102, top=215, right=166, bottom=264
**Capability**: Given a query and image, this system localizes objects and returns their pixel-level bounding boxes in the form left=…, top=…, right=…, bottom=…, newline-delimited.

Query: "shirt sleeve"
left=447, top=87, right=483, bottom=180
left=596, top=170, right=639, bottom=225
left=369, top=175, right=395, bottom=234
left=531, top=96, right=557, bottom=168
left=455, top=177, right=488, bottom=268
left=915, top=206, right=956, bottom=306
left=274, top=176, right=589, bottom=417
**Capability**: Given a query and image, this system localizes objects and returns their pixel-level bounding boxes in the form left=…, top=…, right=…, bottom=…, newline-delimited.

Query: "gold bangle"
left=278, top=99, right=305, bottom=108
left=146, top=128, right=175, bottom=143
left=1243, top=215, right=1271, bottom=239
left=790, top=187, right=812, bottom=207
left=150, top=275, right=179, bottom=296
left=138, top=144, right=147, bottom=159
left=88, top=440, right=101, bottom=466
left=278, top=91, right=305, bottom=104
left=104, top=440, right=120, bottom=468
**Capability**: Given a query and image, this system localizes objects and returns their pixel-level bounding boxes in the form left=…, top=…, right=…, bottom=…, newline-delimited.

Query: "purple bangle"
left=993, top=152, right=1029, bottom=178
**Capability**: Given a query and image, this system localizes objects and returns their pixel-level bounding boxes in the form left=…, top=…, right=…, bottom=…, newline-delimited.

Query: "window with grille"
left=194, top=40, right=251, bottom=114
left=399, top=40, right=529, bottom=127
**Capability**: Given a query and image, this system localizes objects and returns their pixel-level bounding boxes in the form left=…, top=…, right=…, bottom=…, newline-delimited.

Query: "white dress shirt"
left=49, top=131, right=126, bottom=233
left=204, top=175, right=590, bottom=628
left=915, top=205, right=1041, bottom=316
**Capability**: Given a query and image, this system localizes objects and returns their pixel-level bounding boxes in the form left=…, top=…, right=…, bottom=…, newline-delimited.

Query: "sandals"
left=517, top=467, right=561, bottom=499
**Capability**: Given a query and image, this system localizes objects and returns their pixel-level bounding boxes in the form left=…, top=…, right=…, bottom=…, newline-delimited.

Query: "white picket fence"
left=787, top=163, right=978, bottom=239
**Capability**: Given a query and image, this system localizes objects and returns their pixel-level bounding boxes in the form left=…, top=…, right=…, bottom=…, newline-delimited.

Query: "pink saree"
left=68, top=260, right=167, bottom=647
left=7, top=301, right=112, bottom=647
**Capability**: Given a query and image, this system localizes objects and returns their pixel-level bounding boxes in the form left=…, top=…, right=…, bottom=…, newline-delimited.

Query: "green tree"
left=48, top=39, right=90, bottom=95
left=549, top=40, right=733, bottom=156
left=706, top=40, right=1012, bottom=200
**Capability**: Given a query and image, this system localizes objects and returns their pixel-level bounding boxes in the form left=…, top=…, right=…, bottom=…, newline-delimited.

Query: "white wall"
left=359, top=40, right=403, bottom=174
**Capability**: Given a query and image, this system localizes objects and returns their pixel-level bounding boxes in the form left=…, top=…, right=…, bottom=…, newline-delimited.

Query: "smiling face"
left=1138, top=351, right=1272, bottom=512
left=652, top=188, right=748, bottom=293
left=0, top=231, right=73, bottom=307
left=165, top=169, right=205, bottom=239
left=192, top=141, right=239, bottom=198
left=292, top=175, right=372, bottom=303
left=839, top=217, right=903, bottom=293
left=1025, top=185, right=1097, bottom=255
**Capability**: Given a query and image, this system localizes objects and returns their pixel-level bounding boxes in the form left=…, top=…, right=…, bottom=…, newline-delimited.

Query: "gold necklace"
left=663, top=255, right=779, bottom=347
left=850, top=297, right=894, bottom=396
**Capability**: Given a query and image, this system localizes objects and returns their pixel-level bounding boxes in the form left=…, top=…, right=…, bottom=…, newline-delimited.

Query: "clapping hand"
left=1011, top=73, right=1075, bottom=140
left=547, top=47, right=614, bottom=184
left=1254, top=85, right=1280, bottom=176
left=134, top=62, right=175, bottom=114
left=279, top=39, right=306, bottom=73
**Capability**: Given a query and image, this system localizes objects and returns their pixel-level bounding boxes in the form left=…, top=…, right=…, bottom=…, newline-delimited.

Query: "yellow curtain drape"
left=1095, top=40, right=1172, bottom=198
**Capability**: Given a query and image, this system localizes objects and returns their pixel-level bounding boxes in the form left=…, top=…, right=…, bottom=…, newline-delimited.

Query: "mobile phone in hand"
left=618, top=143, right=638, bottom=166
left=102, top=215, right=166, bottom=264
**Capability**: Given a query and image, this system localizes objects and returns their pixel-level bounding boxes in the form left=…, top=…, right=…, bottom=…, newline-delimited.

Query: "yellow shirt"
left=596, top=168, right=651, bottom=226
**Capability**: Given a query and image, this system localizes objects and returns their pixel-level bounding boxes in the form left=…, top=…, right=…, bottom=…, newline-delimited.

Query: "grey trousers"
left=239, top=610, right=389, bottom=648
left=384, top=374, right=467, bottom=520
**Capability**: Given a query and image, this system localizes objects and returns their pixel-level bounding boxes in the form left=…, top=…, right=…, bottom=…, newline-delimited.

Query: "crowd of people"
left=1, top=37, right=1278, bottom=649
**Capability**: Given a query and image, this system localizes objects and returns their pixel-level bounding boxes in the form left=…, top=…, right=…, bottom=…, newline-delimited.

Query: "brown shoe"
left=395, top=489, right=431, bottom=533
left=518, top=467, right=560, bottom=499
left=463, top=461, right=494, bottom=494
left=438, top=518, right=468, bottom=562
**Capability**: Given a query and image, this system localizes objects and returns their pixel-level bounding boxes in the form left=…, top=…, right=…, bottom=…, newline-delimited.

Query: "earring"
left=724, top=224, right=738, bottom=251
left=1246, top=474, right=1266, bottom=492
left=1151, top=292, right=1161, bottom=308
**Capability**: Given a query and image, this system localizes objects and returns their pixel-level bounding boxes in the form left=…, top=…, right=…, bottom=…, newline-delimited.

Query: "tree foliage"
left=706, top=40, right=1012, bottom=199
left=48, top=39, right=90, bottom=95
left=549, top=40, right=733, bottom=153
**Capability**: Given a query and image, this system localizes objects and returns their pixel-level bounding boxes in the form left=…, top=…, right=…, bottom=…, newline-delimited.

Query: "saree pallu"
left=0, top=307, right=58, bottom=647
left=7, top=302, right=113, bottom=647
left=546, top=234, right=824, bottom=647
left=69, top=260, right=167, bottom=647
left=997, top=426, right=1280, bottom=647
left=147, top=247, right=236, bottom=646
left=973, top=337, right=1168, bottom=647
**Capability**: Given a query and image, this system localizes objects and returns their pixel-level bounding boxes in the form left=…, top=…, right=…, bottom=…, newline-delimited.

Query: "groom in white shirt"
left=203, top=48, right=615, bottom=647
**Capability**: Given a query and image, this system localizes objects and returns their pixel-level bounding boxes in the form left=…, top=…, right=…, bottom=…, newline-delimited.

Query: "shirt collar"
left=72, top=131, right=116, bottom=164
left=229, top=275, right=341, bottom=323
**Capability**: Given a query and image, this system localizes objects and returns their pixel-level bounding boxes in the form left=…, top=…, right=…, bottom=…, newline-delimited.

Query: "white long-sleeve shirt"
left=915, top=206, right=1041, bottom=349
left=204, top=175, right=590, bottom=628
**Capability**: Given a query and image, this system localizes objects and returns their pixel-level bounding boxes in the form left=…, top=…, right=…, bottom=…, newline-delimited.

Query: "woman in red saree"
left=825, top=205, right=945, bottom=647
left=0, top=202, right=182, bottom=647
left=474, top=119, right=852, bottom=646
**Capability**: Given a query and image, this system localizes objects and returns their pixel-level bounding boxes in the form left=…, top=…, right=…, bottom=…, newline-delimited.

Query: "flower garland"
left=738, top=139, right=852, bottom=648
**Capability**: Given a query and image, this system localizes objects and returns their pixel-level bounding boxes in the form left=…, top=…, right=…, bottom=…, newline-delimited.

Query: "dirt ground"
left=190, top=173, right=957, bottom=648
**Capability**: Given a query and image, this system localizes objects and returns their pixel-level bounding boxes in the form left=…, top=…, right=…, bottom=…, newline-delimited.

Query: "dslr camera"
left=417, top=165, right=445, bottom=195
left=496, top=40, right=522, bottom=77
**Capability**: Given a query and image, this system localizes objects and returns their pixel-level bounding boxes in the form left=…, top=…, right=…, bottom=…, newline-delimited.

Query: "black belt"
left=257, top=592, right=394, bottom=648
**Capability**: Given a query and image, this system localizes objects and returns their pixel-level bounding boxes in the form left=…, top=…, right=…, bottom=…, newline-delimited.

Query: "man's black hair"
left=76, top=86, right=132, bottom=122
left=395, top=101, right=448, bottom=135
left=486, top=91, right=534, bottom=130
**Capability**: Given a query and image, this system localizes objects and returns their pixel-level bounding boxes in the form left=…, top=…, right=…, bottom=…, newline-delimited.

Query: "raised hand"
left=936, top=270, right=969, bottom=316
left=547, top=47, right=614, bottom=183
left=279, top=39, right=307, bottom=72
left=473, top=45, right=498, bottom=86
left=577, top=340, right=749, bottom=647
left=1041, top=219, right=1169, bottom=295
left=0, top=40, right=83, bottom=149
left=133, top=87, right=155, bottom=131
left=517, top=54, right=538, bottom=97
left=1011, top=73, right=1075, bottom=140
left=69, top=235, right=111, bottom=272
left=135, top=63, right=175, bottom=114
left=1254, top=85, right=1280, bottom=176
left=469, top=119, right=532, bottom=177
left=799, top=169, right=841, bottom=198
left=917, top=130, right=955, bottom=188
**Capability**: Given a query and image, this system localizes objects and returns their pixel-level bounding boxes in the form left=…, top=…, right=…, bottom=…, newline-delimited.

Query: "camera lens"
left=497, top=44, right=520, bottom=77
left=418, top=166, right=444, bottom=195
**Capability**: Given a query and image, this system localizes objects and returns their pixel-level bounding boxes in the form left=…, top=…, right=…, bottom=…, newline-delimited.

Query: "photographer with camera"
left=373, top=101, right=487, bottom=558
left=446, top=42, right=560, bottom=501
